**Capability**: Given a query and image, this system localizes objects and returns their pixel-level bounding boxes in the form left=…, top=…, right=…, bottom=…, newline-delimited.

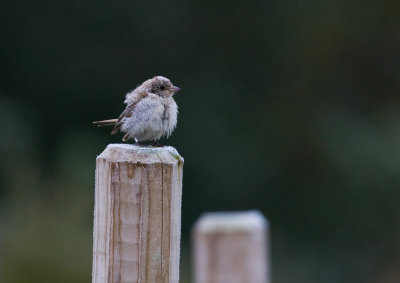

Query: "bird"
left=93, top=76, right=180, bottom=145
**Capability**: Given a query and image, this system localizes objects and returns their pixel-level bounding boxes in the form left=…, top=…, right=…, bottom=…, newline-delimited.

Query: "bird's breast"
left=161, top=99, right=178, bottom=137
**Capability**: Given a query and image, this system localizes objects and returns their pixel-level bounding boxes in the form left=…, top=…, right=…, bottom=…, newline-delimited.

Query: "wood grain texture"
left=193, top=211, right=269, bottom=283
left=92, top=144, right=183, bottom=283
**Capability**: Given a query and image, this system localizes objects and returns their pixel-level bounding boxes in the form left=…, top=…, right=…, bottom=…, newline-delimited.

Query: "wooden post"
left=92, top=144, right=183, bottom=283
left=192, top=211, right=269, bottom=283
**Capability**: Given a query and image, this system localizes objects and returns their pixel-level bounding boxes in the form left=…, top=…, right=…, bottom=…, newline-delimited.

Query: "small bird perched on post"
left=93, top=76, right=181, bottom=144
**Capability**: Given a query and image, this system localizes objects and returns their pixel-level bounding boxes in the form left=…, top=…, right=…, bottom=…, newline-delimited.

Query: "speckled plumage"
left=93, top=76, right=180, bottom=142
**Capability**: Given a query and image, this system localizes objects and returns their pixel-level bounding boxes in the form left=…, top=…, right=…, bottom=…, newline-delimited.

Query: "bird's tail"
left=92, top=119, right=118, bottom=127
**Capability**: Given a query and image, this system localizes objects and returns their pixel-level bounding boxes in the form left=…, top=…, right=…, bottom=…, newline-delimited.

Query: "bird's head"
left=143, top=76, right=181, bottom=98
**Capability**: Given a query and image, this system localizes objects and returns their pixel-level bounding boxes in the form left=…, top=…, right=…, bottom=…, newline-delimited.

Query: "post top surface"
left=194, top=210, right=268, bottom=234
left=97, top=143, right=183, bottom=164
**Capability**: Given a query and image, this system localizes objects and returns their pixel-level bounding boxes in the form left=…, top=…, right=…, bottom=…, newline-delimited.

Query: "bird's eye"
left=160, top=85, right=165, bottom=90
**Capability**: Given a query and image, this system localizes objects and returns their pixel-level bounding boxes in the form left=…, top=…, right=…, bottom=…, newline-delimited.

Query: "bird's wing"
left=111, top=104, right=136, bottom=135
left=111, top=90, right=150, bottom=135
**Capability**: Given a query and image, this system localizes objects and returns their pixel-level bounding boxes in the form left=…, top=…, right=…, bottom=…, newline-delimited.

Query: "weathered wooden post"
left=192, top=211, right=269, bottom=283
left=92, top=144, right=183, bottom=283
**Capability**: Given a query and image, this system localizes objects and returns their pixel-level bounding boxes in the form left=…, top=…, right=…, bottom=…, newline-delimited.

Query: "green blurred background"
left=0, top=0, right=399, bottom=282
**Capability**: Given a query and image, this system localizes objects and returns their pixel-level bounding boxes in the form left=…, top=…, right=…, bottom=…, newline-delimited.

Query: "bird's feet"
left=134, top=140, right=163, bottom=147
left=151, top=141, right=162, bottom=147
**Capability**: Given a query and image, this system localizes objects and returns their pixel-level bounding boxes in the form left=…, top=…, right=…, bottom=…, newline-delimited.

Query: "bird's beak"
left=172, top=86, right=181, bottom=93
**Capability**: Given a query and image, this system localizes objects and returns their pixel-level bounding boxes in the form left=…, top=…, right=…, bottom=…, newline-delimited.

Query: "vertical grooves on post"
left=109, top=163, right=115, bottom=282
left=145, top=163, right=151, bottom=282
left=117, top=164, right=122, bottom=282
left=106, top=162, right=112, bottom=282
left=155, top=152, right=165, bottom=283
left=140, top=162, right=149, bottom=283
left=161, top=162, right=164, bottom=281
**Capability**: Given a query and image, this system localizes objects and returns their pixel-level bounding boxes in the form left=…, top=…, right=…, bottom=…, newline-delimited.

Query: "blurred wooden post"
left=192, top=211, right=269, bottom=283
left=92, top=144, right=183, bottom=283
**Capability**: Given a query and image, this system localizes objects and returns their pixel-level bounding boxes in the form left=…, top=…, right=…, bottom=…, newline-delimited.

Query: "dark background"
left=1, top=0, right=399, bottom=282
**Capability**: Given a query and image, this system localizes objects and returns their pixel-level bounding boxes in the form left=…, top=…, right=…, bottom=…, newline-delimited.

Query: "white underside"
left=121, top=95, right=178, bottom=142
